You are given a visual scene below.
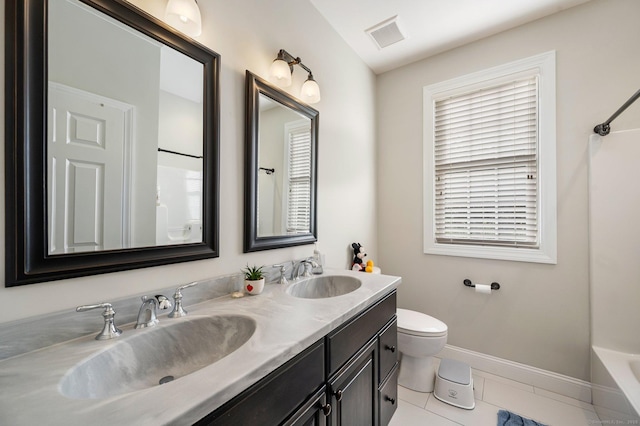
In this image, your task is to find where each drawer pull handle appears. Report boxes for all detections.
[385,345,396,353]
[335,389,343,401]
[385,396,396,405]
[322,403,332,416]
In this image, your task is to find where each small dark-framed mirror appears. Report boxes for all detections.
[5,0,220,286]
[244,71,318,252]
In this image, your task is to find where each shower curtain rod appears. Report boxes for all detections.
[157,148,203,159]
[593,88,640,136]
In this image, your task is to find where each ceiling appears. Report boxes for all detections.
[310,0,592,74]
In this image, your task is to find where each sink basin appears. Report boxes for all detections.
[286,275,361,299]
[59,315,256,399]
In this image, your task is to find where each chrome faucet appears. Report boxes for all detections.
[273,263,289,284]
[76,302,122,340]
[135,295,171,329]
[169,282,199,318]
[293,258,318,280]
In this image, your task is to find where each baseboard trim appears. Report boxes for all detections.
[439,344,593,403]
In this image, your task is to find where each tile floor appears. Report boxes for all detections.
[389,368,602,426]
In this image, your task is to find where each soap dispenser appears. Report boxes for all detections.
[312,243,324,275]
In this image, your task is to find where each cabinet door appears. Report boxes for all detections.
[283,387,330,426]
[329,340,378,426]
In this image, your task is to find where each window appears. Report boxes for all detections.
[284,120,312,234]
[423,52,556,264]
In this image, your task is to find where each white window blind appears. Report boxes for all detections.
[286,123,311,234]
[433,77,539,248]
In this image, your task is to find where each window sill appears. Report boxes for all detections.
[424,242,557,264]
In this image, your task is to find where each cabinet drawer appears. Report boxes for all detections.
[327,291,396,377]
[197,339,325,426]
[379,365,399,426]
[378,318,397,384]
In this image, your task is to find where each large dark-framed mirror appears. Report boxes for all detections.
[244,71,318,252]
[5,0,220,286]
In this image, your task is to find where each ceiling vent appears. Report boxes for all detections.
[366,15,407,49]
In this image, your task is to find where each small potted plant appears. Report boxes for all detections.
[242,264,265,295]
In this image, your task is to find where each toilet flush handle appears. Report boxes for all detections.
[385,344,396,353]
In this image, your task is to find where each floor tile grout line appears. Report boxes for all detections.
[424,396,506,425]
[472,369,535,392]
[397,396,428,410]
[483,379,601,423]
[429,407,466,426]
[531,386,596,412]
[482,375,597,414]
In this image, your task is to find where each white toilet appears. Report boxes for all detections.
[397,308,448,392]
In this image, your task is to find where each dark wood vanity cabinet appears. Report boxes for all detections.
[326,291,398,426]
[196,290,397,426]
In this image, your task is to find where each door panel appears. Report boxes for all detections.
[48,83,131,253]
[67,160,103,248]
[330,340,377,426]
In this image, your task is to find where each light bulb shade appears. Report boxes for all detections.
[269,59,292,87]
[301,77,321,104]
[165,0,202,37]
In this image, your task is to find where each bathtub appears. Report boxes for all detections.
[593,346,640,420]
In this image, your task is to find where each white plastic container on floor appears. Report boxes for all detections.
[434,358,475,410]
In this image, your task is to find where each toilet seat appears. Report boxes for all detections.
[397,308,447,337]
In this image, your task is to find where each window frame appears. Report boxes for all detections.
[283,119,313,234]
[423,51,557,264]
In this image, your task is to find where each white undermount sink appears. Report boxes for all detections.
[285,275,362,299]
[59,315,256,399]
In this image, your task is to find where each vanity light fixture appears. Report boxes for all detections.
[164,0,202,37]
[269,49,321,104]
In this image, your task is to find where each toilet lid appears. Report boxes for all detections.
[397,308,448,337]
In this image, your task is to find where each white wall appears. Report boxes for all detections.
[0,0,377,323]
[158,90,203,158]
[376,0,640,381]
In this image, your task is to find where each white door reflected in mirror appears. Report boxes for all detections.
[48,84,131,254]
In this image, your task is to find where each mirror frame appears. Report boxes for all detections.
[5,0,220,286]
[244,71,318,252]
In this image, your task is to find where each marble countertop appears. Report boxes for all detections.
[0,269,400,425]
